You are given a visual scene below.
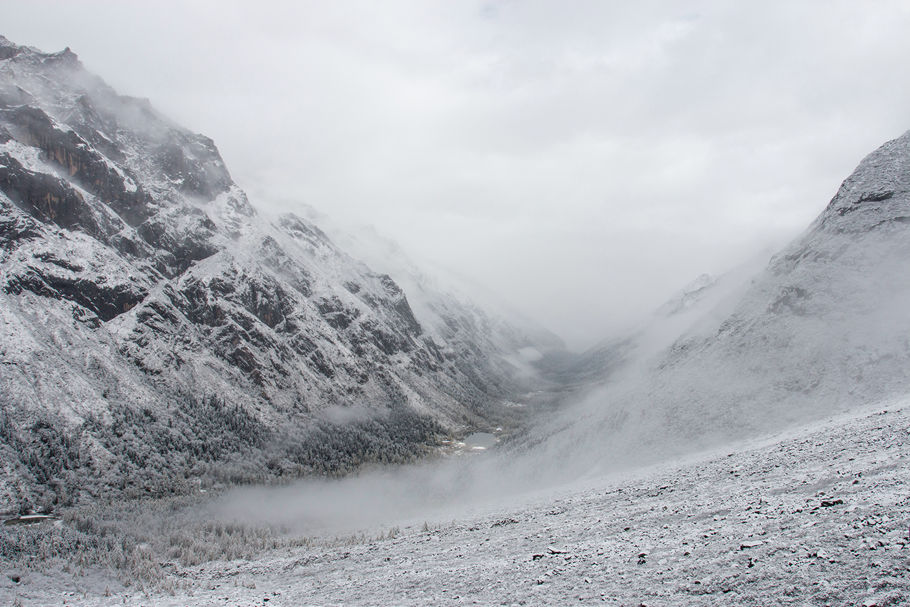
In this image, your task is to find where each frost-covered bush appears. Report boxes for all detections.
[0,392,446,513]
[0,492,317,589]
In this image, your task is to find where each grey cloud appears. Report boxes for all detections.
[4,1,910,347]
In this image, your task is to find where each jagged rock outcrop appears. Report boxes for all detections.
[0,36,560,512]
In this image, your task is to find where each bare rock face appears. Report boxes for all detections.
[0,36,559,512]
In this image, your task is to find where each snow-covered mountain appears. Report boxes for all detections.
[534,256,769,403]
[531,129,910,477]
[0,37,559,512]
[293,211,565,391]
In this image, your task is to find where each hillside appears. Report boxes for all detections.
[0,36,560,513]
[4,395,907,606]
[527,129,910,478]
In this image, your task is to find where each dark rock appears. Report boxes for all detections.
[0,153,103,239]
[4,266,147,321]
[317,296,359,330]
[491,518,519,527]
[154,133,232,199]
[2,105,151,226]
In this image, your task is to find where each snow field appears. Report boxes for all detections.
[6,399,907,606]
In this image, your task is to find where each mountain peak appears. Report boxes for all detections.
[0,35,80,67]
[45,46,80,67]
[817,130,910,233]
[0,35,22,60]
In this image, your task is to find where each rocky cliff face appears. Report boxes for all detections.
[0,37,559,512]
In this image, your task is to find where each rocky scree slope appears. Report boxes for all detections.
[0,37,557,512]
[529,129,910,477]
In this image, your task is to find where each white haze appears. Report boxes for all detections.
[208,233,910,537]
[5,2,910,542]
[208,256,766,535]
[4,2,910,347]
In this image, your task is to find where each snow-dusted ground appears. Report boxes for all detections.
[5,398,908,606]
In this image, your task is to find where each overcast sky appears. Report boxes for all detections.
[4,1,910,348]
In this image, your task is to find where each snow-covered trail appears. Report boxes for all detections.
[9,400,910,606]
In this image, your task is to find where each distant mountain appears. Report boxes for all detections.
[0,36,560,513]
[530,129,910,476]
[535,263,762,393]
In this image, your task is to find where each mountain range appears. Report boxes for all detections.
[2,33,909,519]
[0,36,561,513]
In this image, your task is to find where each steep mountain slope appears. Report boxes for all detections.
[531,129,910,476]
[296,211,566,401]
[0,37,558,513]
[535,257,769,401]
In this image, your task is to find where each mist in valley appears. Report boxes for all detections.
[3,3,910,605]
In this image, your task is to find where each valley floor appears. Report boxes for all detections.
[5,400,910,606]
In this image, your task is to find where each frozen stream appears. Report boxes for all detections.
[462,432,498,450]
